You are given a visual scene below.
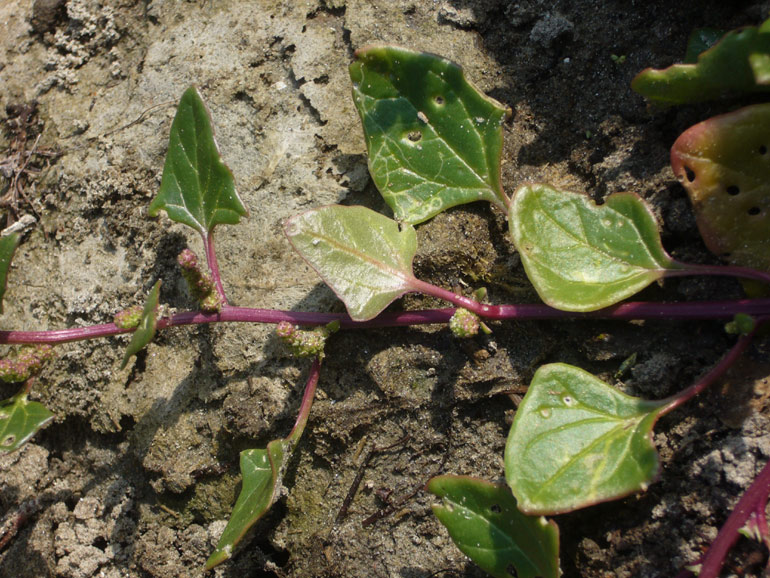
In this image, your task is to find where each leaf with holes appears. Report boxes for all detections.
[508,185,682,312]
[206,439,290,569]
[0,233,19,315]
[632,19,770,104]
[285,205,419,321]
[121,280,161,369]
[429,475,560,578]
[671,103,770,271]
[350,46,511,224]
[0,390,54,452]
[148,87,247,235]
[505,363,666,514]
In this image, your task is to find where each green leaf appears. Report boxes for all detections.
[350,46,511,224]
[508,185,680,312]
[632,20,770,104]
[428,476,560,578]
[148,87,247,235]
[684,28,725,64]
[121,280,161,369]
[206,439,290,569]
[285,205,419,321]
[0,391,54,452]
[505,363,666,514]
[0,233,19,315]
[671,103,770,271]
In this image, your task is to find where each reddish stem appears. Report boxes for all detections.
[666,262,770,287]
[1,299,770,345]
[658,330,756,417]
[286,357,321,447]
[676,458,770,578]
[203,231,228,305]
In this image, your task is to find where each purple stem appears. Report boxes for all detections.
[667,262,770,287]
[676,458,770,578]
[286,357,321,447]
[203,231,228,305]
[2,299,770,345]
[658,330,756,416]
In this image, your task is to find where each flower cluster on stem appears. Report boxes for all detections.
[178,249,223,313]
[276,321,339,359]
[0,345,54,383]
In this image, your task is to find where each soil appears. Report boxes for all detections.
[1,1,770,577]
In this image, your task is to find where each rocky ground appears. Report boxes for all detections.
[1,0,770,576]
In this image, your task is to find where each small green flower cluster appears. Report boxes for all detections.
[725,313,756,335]
[0,345,54,383]
[178,249,223,313]
[114,305,144,329]
[449,308,481,337]
[276,321,339,358]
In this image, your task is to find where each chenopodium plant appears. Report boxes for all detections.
[0,46,769,576]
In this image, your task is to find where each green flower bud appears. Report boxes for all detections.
[725,313,756,335]
[450,308,480,338]
[0,345,54,383]
[114,305,144,329]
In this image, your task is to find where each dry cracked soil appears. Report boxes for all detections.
[2,1,770,577]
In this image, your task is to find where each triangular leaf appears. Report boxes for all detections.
[285,205,419,321]
[428,475,560,578]
[508,185,681,312]
[206,440,289,569]
[148,87,247,235]
[671,103,770,271]
[121,280,161,369]
[350,46,511,224]
[632,20,770,104]
[0,391,54,452]
[505,363,666,514]
[0,233,19,315]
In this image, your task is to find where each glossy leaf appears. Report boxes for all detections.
[505,363,666,514]
[148,87,247,235]
[632,21,770,104]
[350,46,511,224]
[0,391,54,452]
[508,185,681,312]
[429,475,560,578]
[285,205,418,321]
[671,103,770,271]
[0,233,19,314]
[121,280,161,369]
[206,440,289,569]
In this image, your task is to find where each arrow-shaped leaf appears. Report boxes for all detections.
[285,205,419,321]
[148,87,247,235]
[121,280,161,369]
[509,185,681,312]
[0,390,54,452]
[0,233,19,315]
[632,19,770,104]
[428,475,560,578]
[505,363,666,514]
[671,103,770,272]
[205,439,290,569]
[350,46,511,224]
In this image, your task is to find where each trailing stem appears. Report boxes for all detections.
[287,356,322,448]
[666,263,770,287]
[658,326,759,416]
[676,457,770,578]
[2,299,770,345]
